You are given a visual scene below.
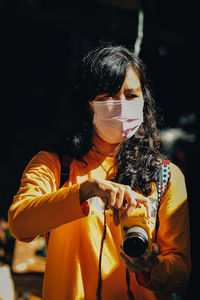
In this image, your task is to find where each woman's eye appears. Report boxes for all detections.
[94,95,111,101]
[127,94,137,99]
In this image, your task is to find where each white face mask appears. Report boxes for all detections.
[92,99,144,144]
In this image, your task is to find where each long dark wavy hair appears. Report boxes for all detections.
[43,44,164,196]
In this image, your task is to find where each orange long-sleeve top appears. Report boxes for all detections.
[8,150,191,300]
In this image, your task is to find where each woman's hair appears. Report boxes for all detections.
[44,44,164,196]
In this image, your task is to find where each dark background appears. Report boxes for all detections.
[0,0,199,298]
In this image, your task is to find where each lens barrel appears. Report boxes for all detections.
[122,226,148,257]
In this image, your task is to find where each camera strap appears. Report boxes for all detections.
[96,206,107,300]
[154,159,170,242]
[155,159,170,204]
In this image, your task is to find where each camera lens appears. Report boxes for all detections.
[122,226,148,257]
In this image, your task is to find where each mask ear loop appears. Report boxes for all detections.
[96,201,108,300]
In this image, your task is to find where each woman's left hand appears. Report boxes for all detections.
[119,243,160,273]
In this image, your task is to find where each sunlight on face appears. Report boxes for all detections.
[93,67,144,102]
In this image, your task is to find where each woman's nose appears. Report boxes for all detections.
[119,95,126,101]
[113,93,126,100]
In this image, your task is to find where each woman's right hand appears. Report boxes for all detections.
[79,178,149,226]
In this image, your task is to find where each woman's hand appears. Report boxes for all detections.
[79,178,149,225]
[119,243,160,273]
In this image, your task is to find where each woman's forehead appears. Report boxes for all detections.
[122,67,141,90]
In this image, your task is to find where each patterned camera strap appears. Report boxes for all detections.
[126,159,170,300]
[155,159,170,205]
[154,159,170,241]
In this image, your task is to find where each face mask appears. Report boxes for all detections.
[92,99,144,144]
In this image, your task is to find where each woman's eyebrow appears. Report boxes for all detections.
[125,87,140,93]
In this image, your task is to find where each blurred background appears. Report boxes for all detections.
[0,0,199,299]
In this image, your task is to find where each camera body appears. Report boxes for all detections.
[119,198,157,258]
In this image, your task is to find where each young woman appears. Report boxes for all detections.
[8,45,191,300]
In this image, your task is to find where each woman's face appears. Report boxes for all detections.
[93,67,144,102]
[89,66,144,147]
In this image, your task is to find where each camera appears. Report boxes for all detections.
[119,198,158,258]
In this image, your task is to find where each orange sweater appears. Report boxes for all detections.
[8,150,191,300]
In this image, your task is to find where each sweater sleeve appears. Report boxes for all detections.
[8,151,86,243]
[136,163,191,292]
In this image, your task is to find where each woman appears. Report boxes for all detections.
[8,45,191,300]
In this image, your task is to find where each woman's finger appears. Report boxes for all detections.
[119,251,142,272]
[119,251,137,272]
[115,186,126,209]
[110,187,118,207]
[124,189,137,208]
[134,193,150,217]
[120,206,134,221]
[122,185,149,206]
[152,243,160,255]
[120,247,155,272]
[112,208,120,226]
[111,183,126,209]
[125,189,150,217]
[134,192,149,204]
